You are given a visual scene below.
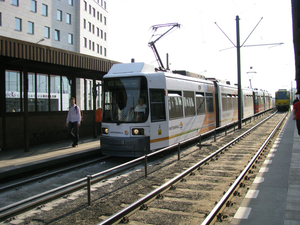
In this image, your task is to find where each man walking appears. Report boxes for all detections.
[66,97,81,147]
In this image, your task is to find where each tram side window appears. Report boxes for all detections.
[150,89,166,122]
[233,95,238,109]
[183,91,195,117]
[196,92,205,115]
[222,93,227,111]
[168,91,183,119]
[206,93,214,113]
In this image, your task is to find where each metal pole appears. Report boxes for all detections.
[87,175,91,206]
[198,135,202,149]
[177,143,180,160]
[236,15,242,129]
[144,153,148,178]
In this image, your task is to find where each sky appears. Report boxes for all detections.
[107,0,295,96]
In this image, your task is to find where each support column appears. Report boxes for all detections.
[0,65,7,150]
[93,78,97,138]
[23,68,29,152]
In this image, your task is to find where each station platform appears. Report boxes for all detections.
[0,137,101,180]
[231,112,300,225]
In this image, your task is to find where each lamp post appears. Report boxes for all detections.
[36,37,45,44]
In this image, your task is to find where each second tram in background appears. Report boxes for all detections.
[100,62,273,157]
[275,89,290,111]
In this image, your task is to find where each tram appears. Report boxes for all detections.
[100,62,272,157]
[275,89,290,111]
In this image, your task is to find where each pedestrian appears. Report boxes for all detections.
[66,97,81,147]
[293,100,300,141]
[293,96,299,105]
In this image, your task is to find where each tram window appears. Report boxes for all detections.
[206,93,214,113]
[150,89,166,122]
[183,91,195,117]
[222,93,227,111]
[168,91,183,119]
[196,92,205,115]
[228,95,233,110]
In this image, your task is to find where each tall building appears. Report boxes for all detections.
[0,0,108,58]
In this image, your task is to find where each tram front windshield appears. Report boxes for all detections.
[103,76,148,123]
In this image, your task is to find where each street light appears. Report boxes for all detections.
[36,37,45,44]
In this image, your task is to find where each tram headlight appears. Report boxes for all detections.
[102,127,109,134]
[132,128,144,135]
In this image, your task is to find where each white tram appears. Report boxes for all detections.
[100,62,256,157]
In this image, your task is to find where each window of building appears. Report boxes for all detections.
[104,48,107,56]
[6,71,72,112]
[104,1,106,9]
[68,0,73,6]
[84,1,87,11]
[97,44,99,53]
[100,46,102,55]
[89,5,91,14]
[68,33,73,44]
[15,17,22,31]
[5,70,21,112]
[92,42,95,51]
[100,13,102,22]
[50,75,61,111]
[97,11,99,20]
[36,73,49,111]
[31,0,37,12]
[66,13,71,24]
[12,0,19,6]
[57,10,62,21]
[104,32,106,41]
[28,21,34,34]
[83,37,87,47]
[44,26,50,38]
[83,19,86,29]
[104,16,106,25]
[93,8,95,17]
[92,25,95,34]
[97,27,99,37]
[28,73,35,112]
[88,22,91,32]
[89,40,91,50]
[55,29,60,41]
[42,4,48,16]
[0,13,2,26]
[101,30,103,39]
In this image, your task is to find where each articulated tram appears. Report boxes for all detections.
[100,63,272,157]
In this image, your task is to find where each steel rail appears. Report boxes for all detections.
[97,111,278,225]
[201,111,287,224]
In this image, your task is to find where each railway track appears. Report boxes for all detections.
[97,111,287,225]
[0,110,286,225]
